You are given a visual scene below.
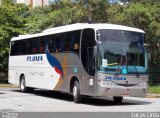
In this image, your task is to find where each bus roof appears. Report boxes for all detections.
[11,23,145,41]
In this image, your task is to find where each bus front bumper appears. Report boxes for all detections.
[95,83,148,97]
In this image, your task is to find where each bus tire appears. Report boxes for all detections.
[72,81,82,103]
[20,76,31,93]
[113,96,123,103]
[28,87,34,93]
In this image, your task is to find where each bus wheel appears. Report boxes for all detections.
[113,96,123,103]
[20,76,31,93]
[73,81,82,103]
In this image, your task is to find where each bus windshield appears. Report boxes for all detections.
[97,29,147,74]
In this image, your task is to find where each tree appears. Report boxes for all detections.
[0,1,29,72]
[108,2,160,64]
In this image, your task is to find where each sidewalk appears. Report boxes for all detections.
[0,84,18,88]
[147,94,160,98]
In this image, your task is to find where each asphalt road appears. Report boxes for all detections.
[0,88,160,112]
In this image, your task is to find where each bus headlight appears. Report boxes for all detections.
[98,80,113,86]
[138,81,148,87]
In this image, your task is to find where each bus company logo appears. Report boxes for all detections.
[106,76,126,81]
[27,56,43,61]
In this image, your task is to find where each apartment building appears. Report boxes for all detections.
[13,0,55,8]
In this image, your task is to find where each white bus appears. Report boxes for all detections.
[9,23,148,103]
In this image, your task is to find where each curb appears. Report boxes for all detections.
[147,94,160,98]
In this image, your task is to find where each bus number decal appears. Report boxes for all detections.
[106,76,126,81]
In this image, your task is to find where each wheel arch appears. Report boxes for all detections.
[19,73,25,83]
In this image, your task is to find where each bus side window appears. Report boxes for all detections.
[66,30,81,53]
[39,40,45,53]
[74,40,79,53]
[32,38,37,54]
[19,40,26,55]
[32,46,37,53]
[59,34,65,52]
[26,40,31,54]
[52,40,58,52]
[52,39,58,52]
[65,32,73,51]
[70,35,76,51]
[66,40,70,51]
[18,41,22,55]
[10,41,19,56]
[48,39,52,52]
[73,31,81,53]
[48,34,59,53]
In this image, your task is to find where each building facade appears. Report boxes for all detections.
[13,0,55,8]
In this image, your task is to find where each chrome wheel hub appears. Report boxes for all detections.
[73,85,77,97]
[21,79,25,90]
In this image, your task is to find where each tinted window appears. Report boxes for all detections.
[48,33,65,52]
[39,38,45,53]
[26,39,32,54]
[65,30,81,53]
[10,30,81,56]
[29,37,47,54]
[10,41,19,56]
[48,35,57,52]
[81,28,96,76]
[19,40,27,55]
[31,38,38,54]
[48,30,81,53]
[56,33,65,52]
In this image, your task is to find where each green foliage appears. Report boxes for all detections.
[108,2,160,64]
[24,0,110,33]
[24,6,52,33]
[149,86,160,94]
[0,1,29,72]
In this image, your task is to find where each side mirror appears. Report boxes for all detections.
[144,44,150,61]
[93,46,97,57]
